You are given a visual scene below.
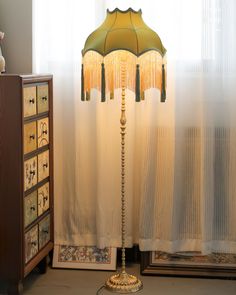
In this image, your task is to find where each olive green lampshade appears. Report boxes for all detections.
[81,8,167,102]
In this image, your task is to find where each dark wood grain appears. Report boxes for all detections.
[0,74,54,294]
[24,242,53,277]
[48,77,54,245]
[0,75,24,285]
[7,281,23,295]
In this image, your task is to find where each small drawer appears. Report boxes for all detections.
[37,118,49,148]
[25,225,38,264]
[37,84,49,114]
[24,121,37,154]
[38,182,50,216]
[39,214,50,249]
[24,191,38,227]
[38,150,49,182]
[23,86,37,117]
[24,156,38,191]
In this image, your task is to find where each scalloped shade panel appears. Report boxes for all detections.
[81,8,167,102]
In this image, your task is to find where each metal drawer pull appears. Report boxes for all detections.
[43,163,48,168]
[29,98,35,104]
[29,134,35,140]
[43,229,49,234]
[30,170,36,175]
[31,241,37,246]
[30,206,36,211]
[42,130,48,135]
[43,196,48,201]
[42,96,48,101]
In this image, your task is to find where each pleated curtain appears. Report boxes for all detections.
[33,0,236,254]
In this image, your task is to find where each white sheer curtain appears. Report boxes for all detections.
[33,0,236,254]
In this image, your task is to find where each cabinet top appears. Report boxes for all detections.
[0,74,53,84]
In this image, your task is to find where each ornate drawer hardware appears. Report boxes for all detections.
[37,84,49,114]
[24,191,37,227]
[23,86,37,117]
[25,225,38,264]
[38,150,49,182]
[24,157,38,191]
[37,118,49,148]
[39,215,50,249]
[24,121,37,154]
[38,182,50,216]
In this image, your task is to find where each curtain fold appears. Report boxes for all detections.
[33,0,236,254]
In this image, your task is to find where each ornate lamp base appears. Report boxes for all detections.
[105,271,143,293]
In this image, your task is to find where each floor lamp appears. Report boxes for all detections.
[81,8,166,293]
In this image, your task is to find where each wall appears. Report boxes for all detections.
[0,0,32,73]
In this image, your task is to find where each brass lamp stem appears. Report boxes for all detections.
[104,61,143,293]
[120,67,127,274]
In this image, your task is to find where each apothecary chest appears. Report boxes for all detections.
[0,74,54,294]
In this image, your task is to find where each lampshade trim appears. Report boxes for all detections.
[83,48,166,58]
[107,8,142,14]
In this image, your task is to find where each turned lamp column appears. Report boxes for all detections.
[120,61,127,274]
[103,58,142,294]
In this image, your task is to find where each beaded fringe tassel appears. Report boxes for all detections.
[101,63,106,102]
[135,64,141,102]
[81,51,166,102]
[81,64,85,101]
[161,64,166,102]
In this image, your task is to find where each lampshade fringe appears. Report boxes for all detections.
[101,62,106,102]
[141,91,145,100]
[86,91,90,101]
[81,64,85,101]
[135,64,141,102]
[110,91,114,99]
[161,63,166,102]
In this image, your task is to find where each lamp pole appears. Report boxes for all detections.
[120,61,127,274]
[105,60,143,293]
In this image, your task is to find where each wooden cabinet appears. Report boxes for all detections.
[0,74,54,294]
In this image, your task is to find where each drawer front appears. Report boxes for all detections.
[39,215,50,249]
[38,150,49,182]
[37,118,49,148]
[38,182,50,216]
[37,84,49,114]
[24,191,38,227]
[24,121,37,154]
[23,86,37,117]
[24,156,38,191]
[25,225,38,264]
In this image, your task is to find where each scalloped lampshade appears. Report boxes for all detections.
[81,8,166,102]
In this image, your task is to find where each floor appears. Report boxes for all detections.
[21,264,236,295]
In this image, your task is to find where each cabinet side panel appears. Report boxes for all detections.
[0,76,24,282]
[49,78,54,245]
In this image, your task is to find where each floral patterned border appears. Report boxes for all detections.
[141,251,236,277]
[152,251,236,267]
[53,245,117,270]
